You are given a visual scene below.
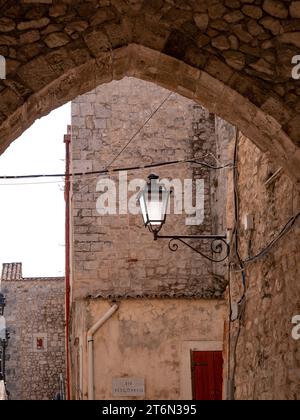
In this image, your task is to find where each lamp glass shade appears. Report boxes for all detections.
[0,294,4,316]
[138,175,169,232]
[0,316,6,340]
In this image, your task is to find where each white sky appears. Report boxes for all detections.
[0,103,71,278]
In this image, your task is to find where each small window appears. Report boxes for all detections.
[33,334,47,352]
[36,338,44,350]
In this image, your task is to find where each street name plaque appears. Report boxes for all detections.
[112,378,145,397]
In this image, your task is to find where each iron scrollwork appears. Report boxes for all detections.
[157,235,230,263]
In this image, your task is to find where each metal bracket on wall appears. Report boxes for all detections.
[154,234,230,263]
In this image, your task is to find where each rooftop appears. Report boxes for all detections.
[1,263,64,282]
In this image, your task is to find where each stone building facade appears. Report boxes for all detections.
[69,77,229,400]
[69,76,300,400]
[70,77,228,300]
[1,263,66,400]
[226,135,300,400]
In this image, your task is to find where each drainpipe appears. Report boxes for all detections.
[64,130,71,400]
[87,304,119,401]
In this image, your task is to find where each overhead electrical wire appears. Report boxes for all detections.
[73,92,175,196]
[0,180,66,186]
[0,91,233,186]
[105,92,173,169]
[0,158,234,184]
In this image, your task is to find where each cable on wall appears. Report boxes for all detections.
[228,128,246,401]
[227,130,300,401]
[244,211,300,264]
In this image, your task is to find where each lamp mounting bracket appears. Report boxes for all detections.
[153,233,229,263]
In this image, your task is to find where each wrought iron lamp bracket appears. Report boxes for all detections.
[153,233,229,263]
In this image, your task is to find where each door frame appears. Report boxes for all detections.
[180,341,223,400]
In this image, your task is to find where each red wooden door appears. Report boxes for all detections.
[191,351,223,400]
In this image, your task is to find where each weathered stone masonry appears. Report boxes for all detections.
[69,77,228,400]
[1,263,66,400]
[227,135,300,400]
[70,77,227,300]
[0,0,298,399]
[0,1,299,185]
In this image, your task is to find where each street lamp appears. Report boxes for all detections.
[138,174,169,236]
[138,174,229,263]
[0,294,5,316]
[0,316,7,382]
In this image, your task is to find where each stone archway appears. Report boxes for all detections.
[0,1,299,184]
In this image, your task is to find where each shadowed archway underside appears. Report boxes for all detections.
[0,1,299,184]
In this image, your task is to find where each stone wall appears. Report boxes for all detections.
[1,264,66,400]
[70,77,228,301]
[72,298,226,400]
[70,77,229,400]
[1,1,300,190]
[227,134,300,400]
